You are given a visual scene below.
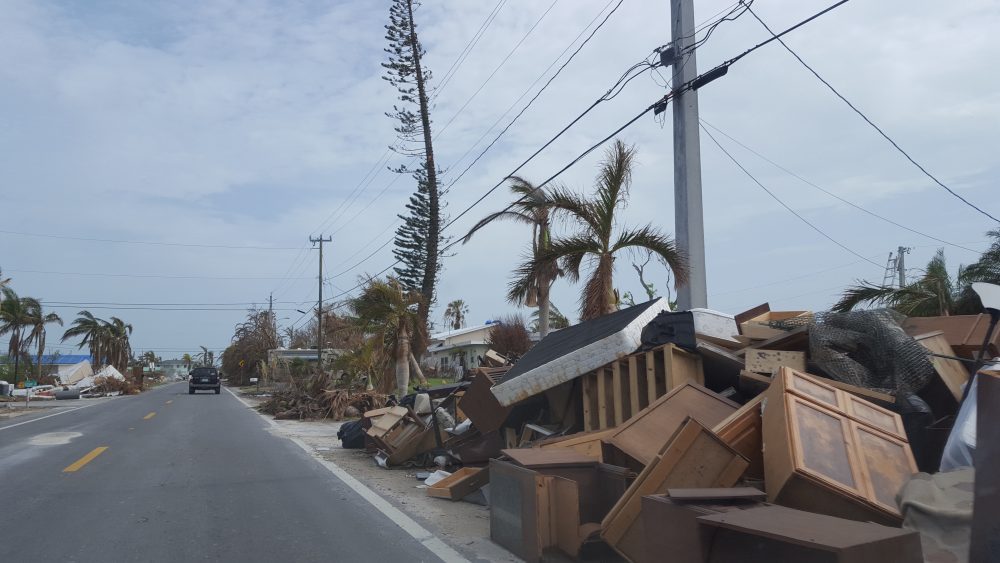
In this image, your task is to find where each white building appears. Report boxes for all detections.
[424,323,497,380]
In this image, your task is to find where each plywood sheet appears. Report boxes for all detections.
[745,349,806,374]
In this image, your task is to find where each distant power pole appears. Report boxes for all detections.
[309,235,331,371]
[671,0,707,310]
[896,246,910,288]
[268,292,275,343]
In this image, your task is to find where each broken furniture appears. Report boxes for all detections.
[698,503,923,562]
[579,343,704,431]
[762,367,917,525]
[365,406,438,466]
[639,488,767,563]
[739,310,812,341]
[605,382,738,469]
[903,313,1000,358]
[712,394,765,480]
[912,330,972,414]
[426,466,489,501]
[489,454,633,562]
[600,417,748,562]
[744,348,806,374]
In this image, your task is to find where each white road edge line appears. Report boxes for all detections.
[224,387,469,563]
[0,399,108,431]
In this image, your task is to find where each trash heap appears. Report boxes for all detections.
[343,297,996,563]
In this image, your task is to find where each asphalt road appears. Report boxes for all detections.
[0,382,448,563]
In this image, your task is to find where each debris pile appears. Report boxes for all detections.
[258,372,387,420]
[338,292,1000,562]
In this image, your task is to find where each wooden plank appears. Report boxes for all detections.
[597,369,609,429]
[612,361,624,426]
[550,476,582,558]
[628,355,640,419]
[582,373,593,432]
[503,448,599,469]
[645,351,656,404]
[737,325,810,357]
[733,303,770,334]
[913,331,970,402]
[663,344,705,390]
[745,349,806,374]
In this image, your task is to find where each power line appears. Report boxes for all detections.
[745,4,1000,224]
[312,2,853,301]
[324,51,655,284]
[433,0,560,140]
[42,304,300,311]
[6,269,311,280]
[0,229,300,250]
[441,0,626,196]
[432,0,508,99]
[699,119,982,254]
[701,123,883,269]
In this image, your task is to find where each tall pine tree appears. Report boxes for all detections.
[382,0,441,339]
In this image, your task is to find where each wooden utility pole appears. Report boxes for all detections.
[310,235,331,371]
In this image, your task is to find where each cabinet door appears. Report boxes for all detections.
[851,423,917,514]
[786,370,845,410]
[844,395,906,440]
[786,395,866,498]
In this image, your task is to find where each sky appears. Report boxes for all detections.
[2,0,998,360]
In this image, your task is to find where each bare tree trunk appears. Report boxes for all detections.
[538,282,551,338]
[395,323,412,398]
[404,0,440,344]
[408,352,427,384]
[36,331,44,380]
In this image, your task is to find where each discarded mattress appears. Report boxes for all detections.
[490,298,670,407]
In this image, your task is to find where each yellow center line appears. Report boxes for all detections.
[63,447,108,473]
[143,412,156,420]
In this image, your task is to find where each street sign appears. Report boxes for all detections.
[25,380,37,388]
[250,378,258,383]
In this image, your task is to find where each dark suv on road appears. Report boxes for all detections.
[189,367,221,394]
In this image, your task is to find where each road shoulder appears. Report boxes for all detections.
[226,387,517,563]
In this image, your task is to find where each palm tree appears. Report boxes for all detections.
[0,267,10,291]
[62,310,108,368]
[182,353,193,370]
[24,301,63,380]
[521,139,689,320]
[530,302,570,332]
[105,317,133,373]
[197,346,211,367]
[834,233,1000,316]
[349,277,425,398]
[463,176,562,337]
[0,288,37,384]
[443,299,469,330]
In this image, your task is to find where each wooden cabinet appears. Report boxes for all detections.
[763,368,917,525]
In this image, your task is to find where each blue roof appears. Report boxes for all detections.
[39,354,92,365]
